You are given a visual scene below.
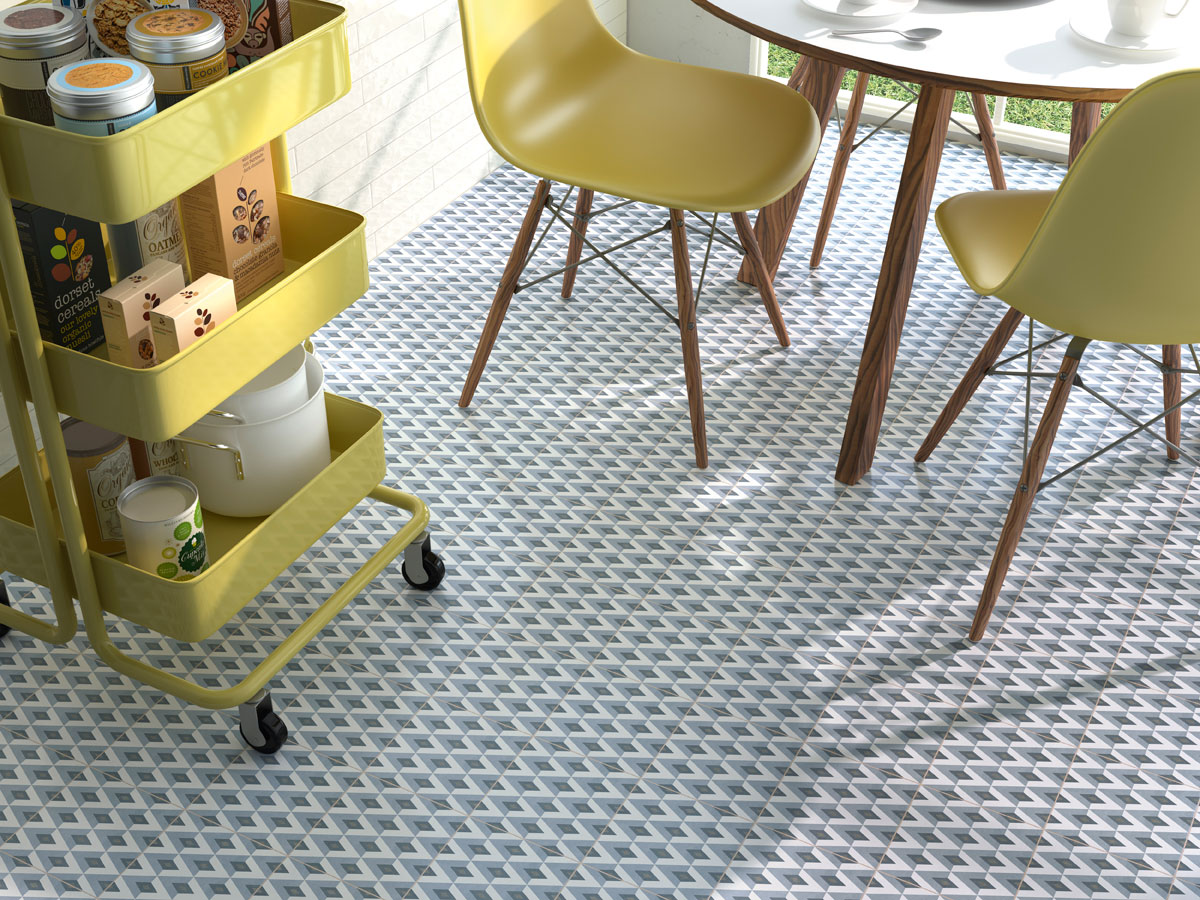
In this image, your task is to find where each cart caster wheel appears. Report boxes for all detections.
[238,690,287,755]
[402,534,445,591]
[0,583,11,640]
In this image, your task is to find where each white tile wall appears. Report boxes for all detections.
[288,0,628,261]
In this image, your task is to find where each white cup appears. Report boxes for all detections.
[1108,0,1189,36]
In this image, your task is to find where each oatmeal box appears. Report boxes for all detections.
[178,143,283,302]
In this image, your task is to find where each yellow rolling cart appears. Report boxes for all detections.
[0,0,444,753]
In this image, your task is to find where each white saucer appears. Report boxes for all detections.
[803,0,919,22]
[1069,6,1192,54]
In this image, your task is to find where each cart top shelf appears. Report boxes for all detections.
[0,0,347,224]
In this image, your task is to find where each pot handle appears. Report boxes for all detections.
[204,408,246,424]
[174,436,246,480]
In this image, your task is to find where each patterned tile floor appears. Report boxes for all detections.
[2,119,1200,900]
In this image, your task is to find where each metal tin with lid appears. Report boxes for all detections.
[117,474,209,581]
[0,4,88,126]
[62,417,135,556]
[127,9,225,63]
[126,9,226,108]
[48,58,156,132]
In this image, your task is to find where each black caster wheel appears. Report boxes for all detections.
[402,535,445,590]
[0,582,11,640]
[238,690,288,755]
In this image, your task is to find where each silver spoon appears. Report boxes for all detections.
[831,27,943,41]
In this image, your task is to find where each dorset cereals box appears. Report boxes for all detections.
[13,203,110,353]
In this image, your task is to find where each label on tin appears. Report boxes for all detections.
[135,200,188,271]
[0,41,88,125]
[147,439,182,477]
[145,52,224,96]
[52,97,154,135]
[85,440,134,542]
[156,501,207,580]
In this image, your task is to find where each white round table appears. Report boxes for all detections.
[693,0,1200,484]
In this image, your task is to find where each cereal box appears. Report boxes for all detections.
[99,258,184,368]
[177,144,283,302]
[227,0,290,70]
[148,272,236,359]
[12,202,109,354]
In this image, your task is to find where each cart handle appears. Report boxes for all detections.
[83,485,429,710]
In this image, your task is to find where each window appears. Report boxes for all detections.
[766,45,1113,138]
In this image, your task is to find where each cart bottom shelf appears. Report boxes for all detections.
[0,392,385,642]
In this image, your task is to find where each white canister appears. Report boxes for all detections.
[117,475,209,581]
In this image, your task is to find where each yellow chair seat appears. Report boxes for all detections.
[483,55,819,213]
[461,0,819,215]
[935,190,1054,296]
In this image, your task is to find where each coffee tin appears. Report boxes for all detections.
[127,8,225,108]
[62,417,135,556]
[47,57,156,134]
[117,474,209,581]
[0,4,88,126]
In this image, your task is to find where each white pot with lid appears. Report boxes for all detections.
[211,344,309,424]
[177,351,329,517]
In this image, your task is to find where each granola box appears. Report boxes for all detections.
[178,144,283,302]
[148,272,236,359]
[98,258,185,368]
[12,202,109,353]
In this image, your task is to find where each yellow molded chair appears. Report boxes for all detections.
[455,0,821,467]
[916,69,1200,641]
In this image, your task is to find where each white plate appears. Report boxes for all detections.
[1069,5,1193,54]
[803,0,919,22]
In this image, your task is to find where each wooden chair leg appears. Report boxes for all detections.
[970,92,1006,191]
[916,307,1025,462]
[561,188,594,299]
[1163,344,1182,461]
[732,211,789,348]
[970,343,1084,642]
[459,178,552,408]
[810,71,870,269]
[669,208,708,468]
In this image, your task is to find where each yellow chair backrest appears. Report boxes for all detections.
[456,0,624,167]
[995,69,1200,346]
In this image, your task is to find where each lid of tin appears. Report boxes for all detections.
[47,59,155,122]
[117,475,199,523]
[126,8,224,64]
[0,4,86,60]
[61,417,127,457]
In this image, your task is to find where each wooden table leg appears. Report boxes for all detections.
[738,57,846,287]
[811,71,870,269]
[835,85,954,485]
[1069,102,1102,166]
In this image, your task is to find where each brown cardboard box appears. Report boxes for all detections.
[148,273,236,360]
[178,144,283,302]
[98,258,185,368]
